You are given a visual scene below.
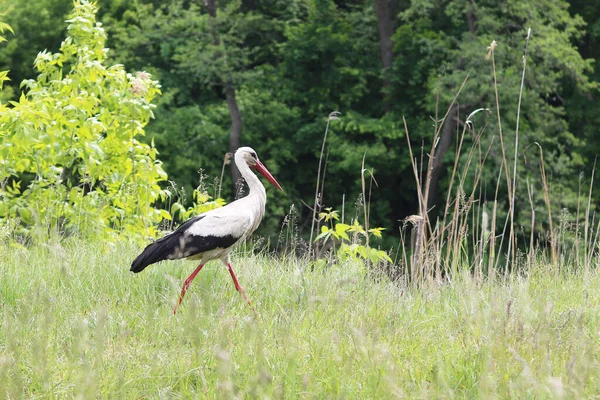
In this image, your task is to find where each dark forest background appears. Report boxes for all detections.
[1,0,599,244]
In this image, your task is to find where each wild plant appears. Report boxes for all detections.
[315,207,391,265]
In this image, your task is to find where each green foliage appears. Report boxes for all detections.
[0,0,72,101]
[399,0,596,230]
[315,207,392,264]
[107,0,298,201]
[565,0,600,179]
[1,0,600,249]
[169,186,226,222]
[0,16,11,91]
[0,1,168,241]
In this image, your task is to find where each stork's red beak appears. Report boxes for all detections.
[253,161,283,191]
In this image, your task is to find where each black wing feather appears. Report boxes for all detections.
[130,216,239,273]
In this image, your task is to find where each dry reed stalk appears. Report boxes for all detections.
[449,189,463,277]
[403,117,425,282]
[584,159,596,276]
[528,143,556,268]
[433,220,442,280]
[361,154,369,252]
[478,199,488,280]
[341,193,345,224]
[401,75,473,282]
[315,150,330,257]
[443,116,491,276]
[458,142,494,277]
[473,192,481,280]
[406,74,471,281]
[526,178,535,267]
[507,28,531,272]
[487,40,513,226]
[588,217,600,269]
[487,39,513,276]
[442,110,467,271]
[439,108,486,270]
[575,173,582,270]
[309,111,340,257]
[472,121,493,278]
[399,225,409,277]
[424,76,470,228]
[489,168,502,278]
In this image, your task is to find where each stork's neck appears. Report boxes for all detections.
[236,156,266,202]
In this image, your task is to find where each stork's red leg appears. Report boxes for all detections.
[173,263,204,315]
[227,263,253,308]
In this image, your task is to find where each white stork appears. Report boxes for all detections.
[130,147,282,314]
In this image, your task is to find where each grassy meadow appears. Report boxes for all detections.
[2,2,600,399]
[1,239,600,398]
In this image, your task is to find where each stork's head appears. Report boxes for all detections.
[235,147,283,191]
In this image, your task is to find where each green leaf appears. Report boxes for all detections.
[335,223,351,241]
[368,227,385,238]
[0,22,14,34]
[159,209,172,221]
[318,208,339,222]
[314,226,332,242]
[379,251,393,263]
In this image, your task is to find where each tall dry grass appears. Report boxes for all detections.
[395,31,597,285]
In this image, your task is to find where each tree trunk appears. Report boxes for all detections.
[374,0,398,113]
[225,85,242,193]
[206,0,217,18]
[206,0,243,196]
[467,9,476,34]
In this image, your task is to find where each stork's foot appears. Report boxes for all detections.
[173,263,205,315]
[237,285,254,309]
[227,263,255,311]
[173,280,191,315]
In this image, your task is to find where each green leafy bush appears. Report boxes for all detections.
[315,207,392,265]
[169,187,226,223]
[0,1,168,241]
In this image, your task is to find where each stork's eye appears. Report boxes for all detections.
[250,151,257,159]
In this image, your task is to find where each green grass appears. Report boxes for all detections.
[1,240,600,398]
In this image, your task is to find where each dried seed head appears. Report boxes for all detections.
[404,215,424,226]
[131,71,152,95]
[485,40,498,60]
[135,71,151,81]
[131,79,146,95]
[328,111,341,121]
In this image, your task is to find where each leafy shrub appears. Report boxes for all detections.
[168,186,226,223]
[0,1,168,242]
[315,207,392,265]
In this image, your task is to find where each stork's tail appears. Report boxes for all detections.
[131,242,160,273]
[131,216,205,273]
[130,235,177,273]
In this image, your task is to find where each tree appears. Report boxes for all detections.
[398,0,594,233]
[373,0,402,113]
[206,0,242,190]
[0,0,168,241]
[0,0,72,101]
[565,0,600,191]
[110,0,275,196]
[2,0,594,247]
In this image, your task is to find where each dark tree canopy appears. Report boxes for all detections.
[1,0,599,244]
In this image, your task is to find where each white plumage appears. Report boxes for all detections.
[131,146,282,313]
